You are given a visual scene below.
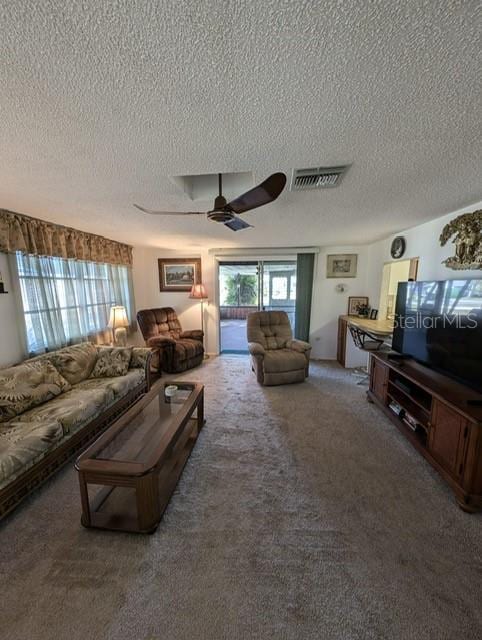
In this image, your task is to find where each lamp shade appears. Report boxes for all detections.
[108,305,129,329]
[189,283,207,299]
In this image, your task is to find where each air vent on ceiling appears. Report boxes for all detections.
[290,165,349,191]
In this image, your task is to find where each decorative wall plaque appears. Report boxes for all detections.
[439,210,482,270]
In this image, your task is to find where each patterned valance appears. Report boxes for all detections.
[0,209,133,267]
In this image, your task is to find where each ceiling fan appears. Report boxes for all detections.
[134,172,287,231]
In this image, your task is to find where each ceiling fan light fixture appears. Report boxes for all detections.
[207,210,234,223]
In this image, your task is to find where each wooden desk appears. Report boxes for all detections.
[342,315,393,336]
[337,315,394,367]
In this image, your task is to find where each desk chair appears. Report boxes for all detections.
[348,325,391,384]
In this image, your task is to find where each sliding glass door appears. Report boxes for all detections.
[219,260,297,353]
[219,262,259,353]
[260,261,296,329]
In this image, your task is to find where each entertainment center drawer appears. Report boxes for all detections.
[428,400,469,479]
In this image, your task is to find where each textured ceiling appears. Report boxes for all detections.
[1,1,481,250]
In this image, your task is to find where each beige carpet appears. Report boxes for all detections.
[0,357,481,640]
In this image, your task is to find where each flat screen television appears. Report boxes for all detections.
[392,279,482,394]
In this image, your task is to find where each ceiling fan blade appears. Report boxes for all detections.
[134,204,204,215]
[224,216,253,232]
[226,172,287,214]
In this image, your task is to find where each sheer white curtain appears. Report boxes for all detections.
[14,252,135,355]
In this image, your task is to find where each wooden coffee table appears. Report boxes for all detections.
[75,380,204,533]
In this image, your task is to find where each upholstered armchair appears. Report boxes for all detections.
[137,307,204,373]
[247,311,311,386]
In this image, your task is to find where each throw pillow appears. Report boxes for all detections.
[129,347,150,370]
[90,347,132,378]
[0,361,71,422]
[30,342,98,385]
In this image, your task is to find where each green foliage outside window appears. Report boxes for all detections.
[225,274,258,306]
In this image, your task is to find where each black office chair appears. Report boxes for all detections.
[348,325,391,384]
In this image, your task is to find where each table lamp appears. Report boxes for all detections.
[108,305,129,346]
[189,283,208,354]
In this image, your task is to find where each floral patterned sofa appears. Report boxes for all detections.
[0,342,153,520]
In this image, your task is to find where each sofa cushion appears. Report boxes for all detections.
[0,361,71,423]
[0,419,64,487]
[129,347,151,370]
[77,369,144,399]
[90,347,132,378]
[30,342,98,385]
[263,349,307,374]
[17,385,114,435]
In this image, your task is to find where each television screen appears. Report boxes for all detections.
[392,279,482,393]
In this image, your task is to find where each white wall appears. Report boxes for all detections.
[145,207,476,362]
[132,247,217,352]
[0,253,24,366]
[309,199,481,360]
[131,245,373,360]
[364,200,482,310]
[131,247,300,354]
[309,245,371,359]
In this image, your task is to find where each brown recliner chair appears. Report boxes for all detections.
[247,311,311,386]
[137,307,204,373]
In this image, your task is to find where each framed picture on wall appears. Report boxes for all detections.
[158,258,202,292]
[327,254,357,278]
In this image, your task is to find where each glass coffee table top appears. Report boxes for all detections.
[93,382,197,464]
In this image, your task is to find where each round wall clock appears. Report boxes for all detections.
[391,236,406,259]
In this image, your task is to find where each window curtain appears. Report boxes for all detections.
[0,209,132,267]
[295,253,315,342]
[14,253,135,355]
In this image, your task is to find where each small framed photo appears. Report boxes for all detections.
[369,308,378,320]
[327,254,357,278]
[348,296,369,316]
[158,258,201,292]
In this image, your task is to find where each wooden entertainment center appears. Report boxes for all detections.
[368,352,482,512]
